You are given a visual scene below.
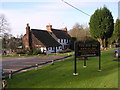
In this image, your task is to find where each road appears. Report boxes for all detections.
[2,56,66,73]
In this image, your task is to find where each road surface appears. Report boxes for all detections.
[2,56,66,73]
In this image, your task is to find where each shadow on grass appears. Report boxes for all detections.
[113,58,120,62]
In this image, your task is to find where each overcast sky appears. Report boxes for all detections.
[0,0,119,36]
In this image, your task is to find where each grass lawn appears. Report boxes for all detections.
[1,52,74,57]
[6,48,119,88]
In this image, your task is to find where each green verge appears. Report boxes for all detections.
[6,49,119,88]
[1,52,74,57]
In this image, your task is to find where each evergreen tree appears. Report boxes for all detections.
[89,6,114,48]
[114,19,120,41]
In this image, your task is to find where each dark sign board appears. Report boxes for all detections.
[75,41,100,57]
[73,41,101,76]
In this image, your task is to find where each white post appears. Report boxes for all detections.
[35,64,38,70]
[51,60,54,65]
[9,71,12,79]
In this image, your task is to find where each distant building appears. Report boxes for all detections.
[22,24,71,54]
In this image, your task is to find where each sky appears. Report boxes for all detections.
[0,0,119,36]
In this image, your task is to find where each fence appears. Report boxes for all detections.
[2,55,72,79]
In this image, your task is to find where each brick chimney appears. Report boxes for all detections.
[63,27,67,32]
[46,25,52,32]
[26,23,31,50]
[26,23,30,35]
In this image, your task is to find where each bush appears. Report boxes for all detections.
[17,49,42,55]
[32,50,42,55]
[16,49,26,54]
[58,49,72,53]
[27,50,33,55]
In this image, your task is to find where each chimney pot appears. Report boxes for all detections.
[46,25,52,32]
[26,23,30,31]
[63,27,67,32]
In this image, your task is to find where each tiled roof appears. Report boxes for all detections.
[31,29,61,47]
[51,29,71,39]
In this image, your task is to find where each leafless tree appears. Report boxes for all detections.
[69,23,90,41]
[0,14,10,34]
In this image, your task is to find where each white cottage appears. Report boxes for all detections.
[23,24,71,54]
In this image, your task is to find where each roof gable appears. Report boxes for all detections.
[51,29,71,39]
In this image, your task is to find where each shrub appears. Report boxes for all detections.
[16,49,26,54]
[27,50,33,55]
[17,49,42,55]
[32,50,42,55]
[58,49,72,53]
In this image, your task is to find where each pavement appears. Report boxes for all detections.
[2,56,67,73]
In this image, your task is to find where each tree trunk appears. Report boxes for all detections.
[104,38,108,50]
[97,38,104,49]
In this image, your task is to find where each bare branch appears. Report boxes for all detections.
[0,14,10,34]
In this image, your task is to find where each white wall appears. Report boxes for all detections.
[36,39,70,54]
[46,46,63,54]
[39,39,70,54]
[46,47,55,54]
[36,47,46,53]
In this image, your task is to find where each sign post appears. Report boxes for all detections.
[98,54,101,71]
[83,57,87,68]
[73,40,101,76]
[73,42,78,76]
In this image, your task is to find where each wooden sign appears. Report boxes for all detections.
[75,41,100,57]
[73,40,101,76]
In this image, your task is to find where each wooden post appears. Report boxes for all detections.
[9,71,12,79]
[2,80,7,89]
[51,60,54,65]
[73,42,78,76]
[83,57,87,68]
[98,47,102,71]
[35,64,38,70]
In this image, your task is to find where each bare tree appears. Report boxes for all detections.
[69,23,90,41]
[0,14,10,34]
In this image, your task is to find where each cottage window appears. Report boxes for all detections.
[65,39,67,43]
[48,47,51,50]
[60,39,61,43]
[64,39,66,43]
[68,39,70,43]
[63,39,64,43]
[58,39,60,43]
[52,47,54,50]
[60,46,62,49]
[61,39,63,43]
[66,39,68,43]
